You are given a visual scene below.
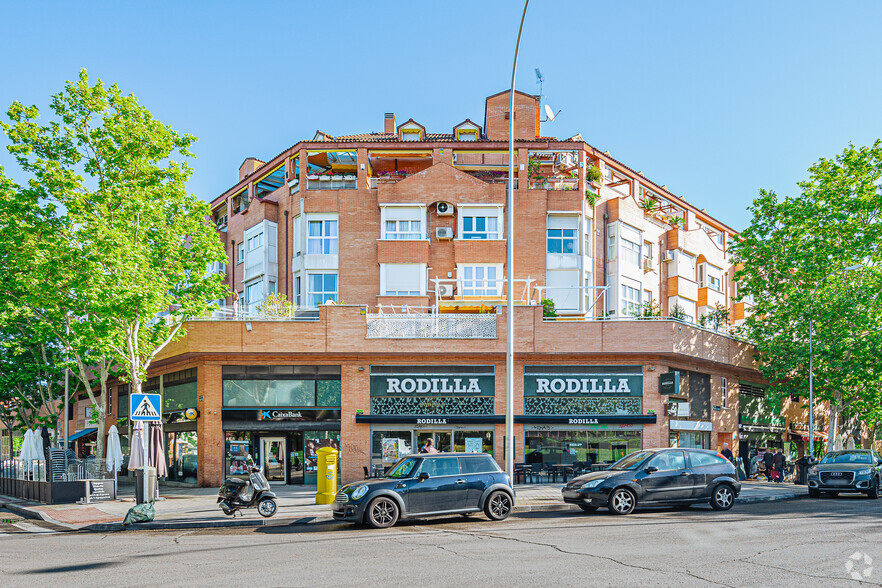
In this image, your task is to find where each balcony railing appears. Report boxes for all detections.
[306,175,357,190]
[366,313,497,339]
[194,304,320,321]
[529,177,579,190]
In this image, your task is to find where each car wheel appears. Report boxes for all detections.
[710,485,735,511]
[808,487,820,498]
[365,496,399,529]
[608,488,636,515]
[257,497,277,518]
[484,491,513,521]
[868,477,880,500]
[578,504,598,513]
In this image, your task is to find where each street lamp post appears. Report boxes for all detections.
[505,0,529,479]
[808,264,862,458]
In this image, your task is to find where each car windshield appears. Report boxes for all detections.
[610,450,654,471]
[820,451,872,465]
[386,457,418,479]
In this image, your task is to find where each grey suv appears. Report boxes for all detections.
[333,453,514,528]
[807,450,882,498]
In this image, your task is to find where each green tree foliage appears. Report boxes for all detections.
[1,71,228,456]
[731,141,882,449]
[698,303,730,331]
[256,293,295,319]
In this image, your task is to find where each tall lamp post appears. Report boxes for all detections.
[505,0,530,478]
[808,264,862,458]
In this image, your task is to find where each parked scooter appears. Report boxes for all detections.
[218,458,278,517]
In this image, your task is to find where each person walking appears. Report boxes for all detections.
[721,443,734,464]
[773,448,786,483]
[763,448,775,482]
[420,438,438,454]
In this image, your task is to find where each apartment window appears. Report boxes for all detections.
[621,279,641,316]
[642,242,653,268]
[293,215,302,256]
[457,129,477,141]
[247,232,263,251]
[307,219,338,255]
[268,281,276,295]
[644,289,652,305]
[704,264,724,292]
[245,281,263,305]
[621,237,641,267]
[461,207,501,240]
[385,220,421,240]
[583,222,592,258]
[401,129,421,141]
[237,242,244,264]
[679,252,696,281]
[294,274,301,306]
[721,377,728,409]
[308,273,338,307]
[547,216,578,254]
[460,265,501,296]
[382,264,425,296]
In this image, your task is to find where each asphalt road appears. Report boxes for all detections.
[1,496,880,587]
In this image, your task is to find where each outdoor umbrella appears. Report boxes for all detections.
[18,429,34,462]
[29,429,43,462]
[148,422,168,478]
[106,425,125,484]
[40,426,51,457]
[127,422,144,471]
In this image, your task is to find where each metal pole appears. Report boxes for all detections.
[506,0,529,479]
[63,321,69,474]
[808,314,814,459]
[143,422,149,503]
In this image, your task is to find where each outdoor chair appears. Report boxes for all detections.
[363,466,371,479]
[528,463,546,483]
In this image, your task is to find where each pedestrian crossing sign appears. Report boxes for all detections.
[130,393,161,421]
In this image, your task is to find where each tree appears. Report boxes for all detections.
[1,70,228,456]
[698,303,730,331]
[731,141,882,450]
[256,293,295,319]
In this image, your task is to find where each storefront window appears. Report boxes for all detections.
[372,430,413,468]
[303,431,340,485]
[167,431,198,484]
[164,381,197,413]
[225,432,252,476]
[669,431,710,449]
[453,430,493,454]
[223,379,316,407]
[316,380,341,407]
[525,429,641,465]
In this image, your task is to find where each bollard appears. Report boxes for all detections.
[315,446,338,504]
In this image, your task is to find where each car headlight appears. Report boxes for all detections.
[856,469,872,476]
[351,485,369,500]
[808,467,818,475]
[580,479,604,490]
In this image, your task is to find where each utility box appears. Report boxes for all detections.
[315,447,338,505]
[134,467,157,504]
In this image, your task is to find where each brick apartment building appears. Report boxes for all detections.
[51,89,826,489]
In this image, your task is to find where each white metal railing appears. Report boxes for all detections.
[534,285,608,315]
[307,176,357,190]
[193,304,320,322]
[366,313,497,339]
[431,277,539,305]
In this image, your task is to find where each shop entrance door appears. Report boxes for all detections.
[416,431,452,453]
[261,437,286,482]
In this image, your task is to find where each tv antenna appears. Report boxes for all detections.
[535,68,561,122]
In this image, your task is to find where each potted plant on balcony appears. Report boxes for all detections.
[667,215,685,229]
[586,164,603,186]
[640,197,659,214]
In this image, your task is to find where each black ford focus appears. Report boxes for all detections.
[562,448,740,515]
[333,453,514,528]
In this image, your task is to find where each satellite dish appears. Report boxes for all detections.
[544,104,556,122]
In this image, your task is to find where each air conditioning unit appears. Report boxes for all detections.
[643,258,654,271]
[437,284,454,297]
[663,250,675,262]
[436,227,454,240]
[436,201,454,216]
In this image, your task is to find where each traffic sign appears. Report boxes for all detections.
[131,393,162,421]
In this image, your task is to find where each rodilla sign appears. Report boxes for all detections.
[524,366,643,397]
[370,366,495,397]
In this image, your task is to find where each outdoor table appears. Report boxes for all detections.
[547,464,574,483]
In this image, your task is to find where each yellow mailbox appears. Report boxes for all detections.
[315,446,339,504]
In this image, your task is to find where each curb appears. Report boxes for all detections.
[6,491,808,532]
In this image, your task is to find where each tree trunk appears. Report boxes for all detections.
[828,405,842,452]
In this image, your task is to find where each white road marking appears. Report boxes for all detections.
[13,521,57,534]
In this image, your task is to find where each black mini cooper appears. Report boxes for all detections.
[333,453,515,528]
[562,448,741,515]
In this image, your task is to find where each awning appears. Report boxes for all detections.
[789,429,827,440]
[67,428,98,442]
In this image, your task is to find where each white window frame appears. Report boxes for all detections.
[721,377,728,409]
[458,264,502,297]
[380,205,426,240]
[380,264,427,296]
[547,215,578,254]
[459,206,503,240]
[293,215,302,257]
[621,278,642,317]
[237,242,245,265]
[245,281,264,305]
[307,217,338,255]
[679,251,697,281]
[247,232,263,251]
[307,272,338,307]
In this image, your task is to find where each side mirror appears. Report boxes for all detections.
[418,472,430,481]
[644,466,659,474]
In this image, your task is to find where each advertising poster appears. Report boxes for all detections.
[382,437,399,462]
[464,437,482,453]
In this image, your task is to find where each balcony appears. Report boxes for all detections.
[366,313,497,339]
[306,174,357,190]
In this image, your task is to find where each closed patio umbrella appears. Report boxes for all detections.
[18,429,33,462]
[106,425,124,485]
[127,422,144,471]
[148,422,168,478]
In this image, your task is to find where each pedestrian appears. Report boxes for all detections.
[720,442,734,464]
[763,448,775,481]
[232,290,240,318]
[420,438,438,454]
[773,448,786,483]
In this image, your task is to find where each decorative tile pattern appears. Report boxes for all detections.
[524,397,642,415]
[371,397,495,415]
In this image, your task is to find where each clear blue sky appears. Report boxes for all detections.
[2,0,880,230]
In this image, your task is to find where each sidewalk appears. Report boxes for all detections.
[0,479,807,532]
